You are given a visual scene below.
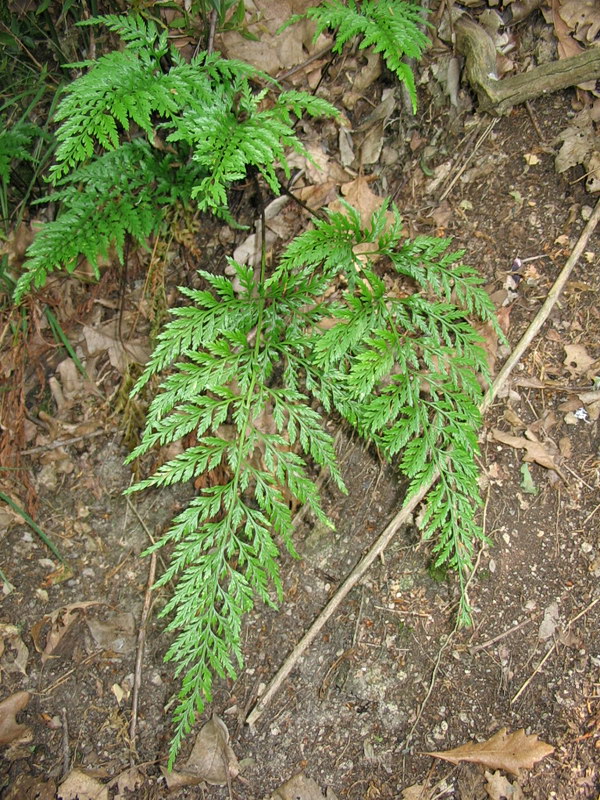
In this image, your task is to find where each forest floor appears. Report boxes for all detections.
[1,2,599,799]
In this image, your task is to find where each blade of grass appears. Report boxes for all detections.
[0,490,67,564]
[44,306,89,378]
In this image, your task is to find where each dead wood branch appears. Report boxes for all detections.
[455,18,600,115]
[245,198,600,728]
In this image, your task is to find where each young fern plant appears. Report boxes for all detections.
[284,0,431,112]
[126,200,497,765]
[13,13,337,301]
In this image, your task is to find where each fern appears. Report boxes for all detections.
[127,201,495,763]
[0,121,40,183]
[11,5,497,765]
[284,0,431,112]
[13,13,337,300]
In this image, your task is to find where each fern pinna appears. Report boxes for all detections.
[127,202,495,764]
[13,14,337,301]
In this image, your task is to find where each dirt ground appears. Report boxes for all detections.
[1,4,599,799]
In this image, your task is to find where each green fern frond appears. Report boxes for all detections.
[287,0,430,112]
[13,141,179,301]
[0,121,40,182]
[78,13,168,52]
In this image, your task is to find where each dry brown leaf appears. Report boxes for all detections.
[563,343,596,377]
[353,51,382,93]
[218,0,328,74]
[86,613,136,655]
[0,691,32,746]
[57,769,108,800]
[552,0,584,60]
[271,773,336,800]
[164,714,239,788]
[400,784,430,799]
[31,602,103,663]
[2,773,57,800]
[109,766,144,800]
[485,770,525,799]
[328,176,391,229]
[297,181,339,210]
[491,428,564,475]
[83,324,150,375]
[0,623,29,676]
[427,728,554,776]
[558,0,600,44]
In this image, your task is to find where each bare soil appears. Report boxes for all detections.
[1,8,599,800]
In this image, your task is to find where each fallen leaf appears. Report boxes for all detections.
[0,691,32,746]
[109,767,144,800]
[538,601,560,640]
[400,784,430,799]
[57,769,108,800]
[31,602,103,663]
[86,612,136,655]
[0,623,29,675]
[552,0,585,60]
[426,728,554,776]
[485,770,525,799]
[218,0,328,74]
[559,0,600,45]
[83,323,151,374]
[491,429,564,475]
[330,176,389,229]
[271,773,335,800]
[2,773,57,800]
[353,51,382,93]
[563,343,595,377]
[164,714,240,788]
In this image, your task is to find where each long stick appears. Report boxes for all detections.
[246,198,600,727]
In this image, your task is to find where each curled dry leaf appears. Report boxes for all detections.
[271,772,338,800]
[563,343,596,378]
[491,428,565,477]
[558,0,600,44]
[57,769,108,800]
[0,691,32,746]
[0,622,29,676]
[484,770,525,799]
[426,728,554,776]
[329,176,394,230]
[400,784,430,799]
[164,714,239,789]
[31,602,103,663]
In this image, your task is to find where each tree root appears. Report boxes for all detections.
[455,17,600,115]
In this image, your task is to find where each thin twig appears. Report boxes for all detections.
[277,44,335,81]
[438,118,497,203]
[245,197,600,727]
[511,594,600,704]
[61,707,70,779]
[20,429,107,455]
[129,550,157,765]
[207,9,217,56]
[484,197,600,409]
[469,618,532,653]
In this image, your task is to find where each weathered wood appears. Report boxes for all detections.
[455,18,600,115]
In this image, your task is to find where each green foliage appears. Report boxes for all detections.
[13,13,338,301]
[0,121,39,184]
[284,0,431,111]
[9,4,495,769]
[127,203,496,764]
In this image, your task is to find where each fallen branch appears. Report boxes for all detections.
[129,550,157,764]
[455,17,600,115]
[245,197,600,727]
